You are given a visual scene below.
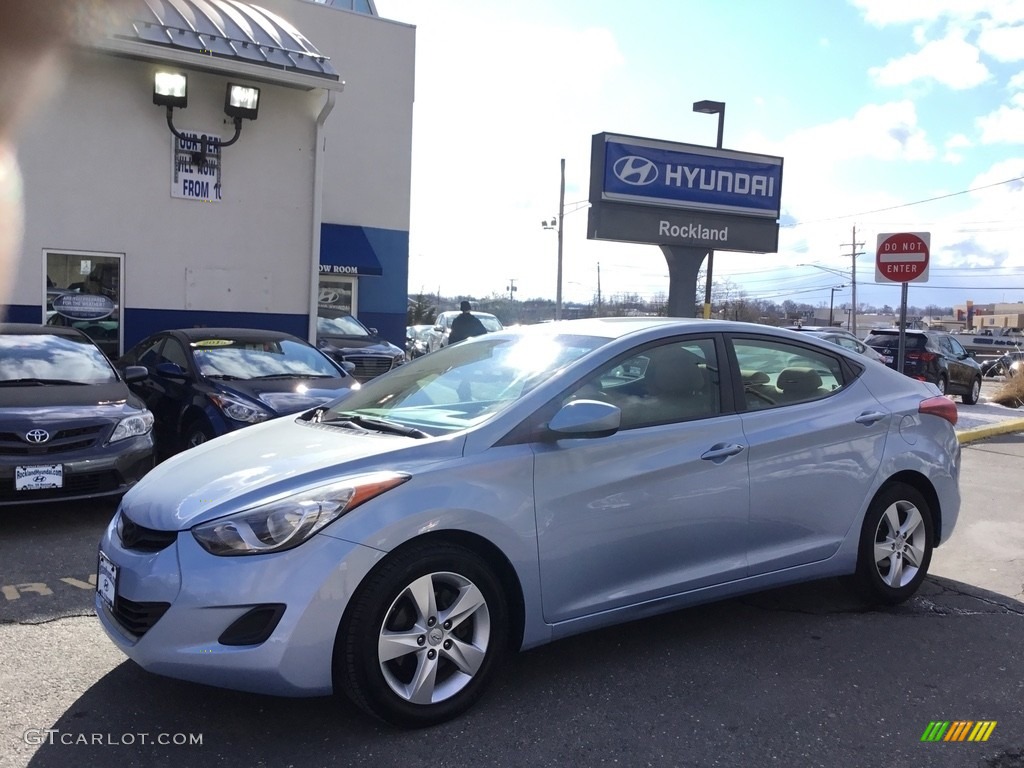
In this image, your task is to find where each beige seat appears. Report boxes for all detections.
[776,368,825,403]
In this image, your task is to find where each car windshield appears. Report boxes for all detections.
[478,315,503,332]
[191,338,341,380]
[320,332,606,434]
[0,332,119,385]
[317,315,371,337]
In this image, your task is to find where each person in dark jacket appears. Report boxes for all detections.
[448,301,488,345]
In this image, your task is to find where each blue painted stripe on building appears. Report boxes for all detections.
[2,304,43,324]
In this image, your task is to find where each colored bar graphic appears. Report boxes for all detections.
[921,721,996,742]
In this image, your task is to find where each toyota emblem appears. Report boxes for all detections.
[25,429,50,444]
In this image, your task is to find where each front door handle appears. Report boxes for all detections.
[701,443,745,462]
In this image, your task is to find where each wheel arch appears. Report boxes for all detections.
[874,470,943,544]
[338,529,527,658]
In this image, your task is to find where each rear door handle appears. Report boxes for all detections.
[701,443,745,462]
[855,411,888,426]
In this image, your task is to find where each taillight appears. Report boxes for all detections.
[920,396,957,426]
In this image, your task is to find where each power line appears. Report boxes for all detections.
[786,174,1024,226]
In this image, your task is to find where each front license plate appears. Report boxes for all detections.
[15,464,63,491]
[882,355,894,365]
[97,551,118,611]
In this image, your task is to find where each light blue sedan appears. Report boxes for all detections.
[96,318,961,727]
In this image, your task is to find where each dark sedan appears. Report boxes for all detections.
[316,315,406,381]
[0,324,155,505]
[117,328,359,454]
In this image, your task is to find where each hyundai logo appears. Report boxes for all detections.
[613,156,659,186]
[25,429,50,444]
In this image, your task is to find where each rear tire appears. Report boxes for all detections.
[961,377,981,405]
[936,375,948,396]
[853,483,934,605]
[337,541,508,727]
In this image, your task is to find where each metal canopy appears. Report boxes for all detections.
[95,0,342,90]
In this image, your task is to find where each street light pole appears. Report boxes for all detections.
[693,100,725,319]
[556,158,565,321]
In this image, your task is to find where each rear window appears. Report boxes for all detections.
[866,333,926,350]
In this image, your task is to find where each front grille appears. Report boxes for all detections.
[111,595,170,636]
[119,514,178,552]
[0,424,107,456]
[345,354,396,380]
[0,470,120,503]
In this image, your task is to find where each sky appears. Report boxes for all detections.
[373,0,1024,314]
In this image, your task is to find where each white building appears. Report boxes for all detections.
[8,0,414,355]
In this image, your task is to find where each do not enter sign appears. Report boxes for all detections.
[876,232,930,283]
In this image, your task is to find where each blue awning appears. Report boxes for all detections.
[320,223,383,276]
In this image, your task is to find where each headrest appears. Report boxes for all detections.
[648,348,705,395]
[743,370,770,385]
[777,368,822,393]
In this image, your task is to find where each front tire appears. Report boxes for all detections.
[182,419,214,451]
[854,483,934,605]
[337,541,508,727]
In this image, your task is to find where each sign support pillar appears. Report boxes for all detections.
[661,246,709,318]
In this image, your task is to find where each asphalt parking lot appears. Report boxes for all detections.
[2,398,1024,768]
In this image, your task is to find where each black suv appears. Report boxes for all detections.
[864,329,982,404]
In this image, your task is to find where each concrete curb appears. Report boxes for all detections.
[957,417,1024,444]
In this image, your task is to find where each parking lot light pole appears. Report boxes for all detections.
[693,100,725,319]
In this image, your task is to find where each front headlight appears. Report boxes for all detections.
[209,393,271,424]
[191,471,410,556]
[110,410,155,443]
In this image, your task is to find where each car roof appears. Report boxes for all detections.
[0,322,85,338]
[165,327,305,343]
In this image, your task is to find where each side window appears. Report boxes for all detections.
[160,338,189,370]
[732,337,845,411]
[564,338,720,429]
[948,337,967,357]
[132,337,163,368]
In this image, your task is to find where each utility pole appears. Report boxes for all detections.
[840,225,864,336]
[596,262,602,317]
[506,279,517,301]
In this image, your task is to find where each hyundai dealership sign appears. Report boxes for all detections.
[588,132,783,252]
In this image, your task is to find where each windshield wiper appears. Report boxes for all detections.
[204,374,243,381]
[250,373,335,380]
[0,378,89,386]
[321,412,430,439]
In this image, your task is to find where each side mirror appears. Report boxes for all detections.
[341,361,357,374]
[121,365,150,383]
[546,400,620,440]
[154,362,189,380]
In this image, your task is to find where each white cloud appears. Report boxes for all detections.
[977,104,1024,142]
[943,132,973,163]
[1009,70,1024,89]
[977,24,1024,61]
[870,34,991,89]
[851,0,1024,27]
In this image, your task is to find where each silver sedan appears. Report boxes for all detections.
[96,318,961,727]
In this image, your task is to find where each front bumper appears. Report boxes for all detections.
[0,435,154,506]
[95,511,387,696]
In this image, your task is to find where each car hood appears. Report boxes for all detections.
[319,337,401,355]
[120,416,463,530]
[0,381,141,410]
[216,379,354,416]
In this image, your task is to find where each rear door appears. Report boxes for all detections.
[730,334,890,574]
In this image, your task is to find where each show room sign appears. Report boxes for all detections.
[171,130,222,203]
